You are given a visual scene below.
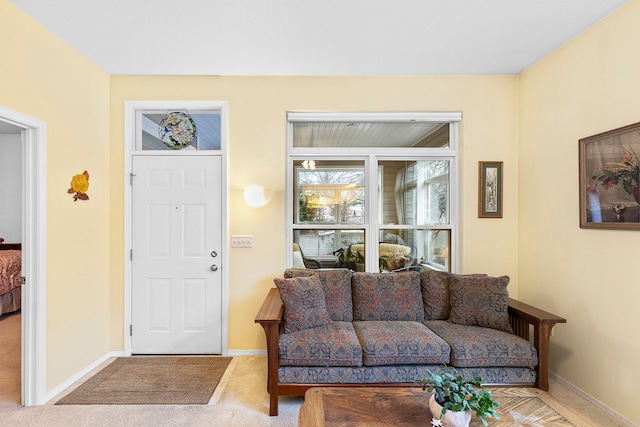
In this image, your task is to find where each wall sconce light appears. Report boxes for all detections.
[244,185,273,207]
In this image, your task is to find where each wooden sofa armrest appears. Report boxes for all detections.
[255,287,284,324]
[508,297,566,391]
[255,288,284,416]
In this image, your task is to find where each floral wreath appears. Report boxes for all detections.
[158,111,197,149]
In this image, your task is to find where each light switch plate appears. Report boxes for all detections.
[231,235,253,248]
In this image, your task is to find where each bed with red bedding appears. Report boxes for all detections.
[0,238,21,316]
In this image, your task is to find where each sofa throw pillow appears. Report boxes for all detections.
[284,268,354,321]
[420,271,488,320]
[274,275,332,333]
[448,275,513,333]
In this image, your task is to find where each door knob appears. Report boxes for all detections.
[210,264,218,272]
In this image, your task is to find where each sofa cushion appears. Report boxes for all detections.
[279,321,363,367]
[424,320,538,368]
[278,365,536,385]
[275,275,332,333]
[420,270,451,320]
[352,272,424,321]
[448,274,513,333]
[353,321,450,366]
[285,268,354,321]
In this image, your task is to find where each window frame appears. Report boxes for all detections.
[286,112,461,272]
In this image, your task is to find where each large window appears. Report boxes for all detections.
[287,112,460,272]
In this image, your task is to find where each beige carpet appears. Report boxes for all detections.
[55,356,232,405]
[0,354,633,426]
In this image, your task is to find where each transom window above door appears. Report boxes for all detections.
[287,112,461,273]
[136,110,223,151]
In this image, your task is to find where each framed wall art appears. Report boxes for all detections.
[478,161,503,218]
[579,122,640,230]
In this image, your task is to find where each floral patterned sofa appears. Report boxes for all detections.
[255,269,566,416]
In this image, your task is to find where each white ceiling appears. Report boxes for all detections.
[7,0,630,76]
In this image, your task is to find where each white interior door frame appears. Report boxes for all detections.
[0,105,48,406]
[123,100,229,356]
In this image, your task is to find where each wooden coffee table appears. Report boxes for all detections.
[298,387,597,426]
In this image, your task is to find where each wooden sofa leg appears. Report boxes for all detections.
[509,298,566,392]
[263,323,280,416]
[535,323,553,391]
[269,391,278,416]
[255,288,284,416]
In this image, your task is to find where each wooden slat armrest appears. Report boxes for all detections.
[508,297,566,392]
[255,288,284,325]
[508,298,567,327]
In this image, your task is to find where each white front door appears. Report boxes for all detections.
[131,155,222,354]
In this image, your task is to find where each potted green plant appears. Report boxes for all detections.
[333,246,363,271]
[417,369,500,427]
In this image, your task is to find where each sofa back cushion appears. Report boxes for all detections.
[352,272,424,321]
[420,270,451,320]
[284,268,353,321]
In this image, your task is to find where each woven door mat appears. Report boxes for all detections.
[55,356,232,405]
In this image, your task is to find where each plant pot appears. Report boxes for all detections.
[429,394,472,427]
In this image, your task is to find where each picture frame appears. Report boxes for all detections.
[579,122,640,230]
[478,161,503,218]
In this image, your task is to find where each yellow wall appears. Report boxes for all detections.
[109,76,520,351]
[0,0,112,392]
[518,0,640,422]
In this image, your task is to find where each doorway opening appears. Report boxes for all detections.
[0,105,48,406]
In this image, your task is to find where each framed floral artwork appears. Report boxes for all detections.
[478,161,503,218]
[579,122,640,230]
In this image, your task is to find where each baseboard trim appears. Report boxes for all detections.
[549,371,636,426]
[45,350,125,404]
[227,350,267,356]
